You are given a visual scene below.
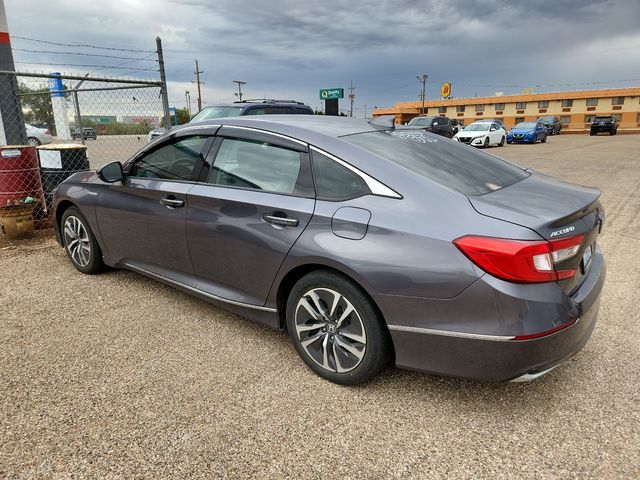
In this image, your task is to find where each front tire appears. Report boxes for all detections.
[541,134,547,143]
[61,207,104,274]
[286,271,392,385]
[483,137,489,148]
[499,136,505,147]
[27,137,40,146]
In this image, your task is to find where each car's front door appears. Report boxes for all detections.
[186,127,315,306]
[96,133,215,285]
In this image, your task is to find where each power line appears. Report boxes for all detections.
[12,35,155,53]
[13,60,158,71]
[12,47,157,62]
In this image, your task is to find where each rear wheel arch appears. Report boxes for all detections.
[275,263,387,333]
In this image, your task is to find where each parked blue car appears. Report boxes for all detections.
[507,121,548,144]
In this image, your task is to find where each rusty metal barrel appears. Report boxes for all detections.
[0,145,46,216]
[37,143,90,210]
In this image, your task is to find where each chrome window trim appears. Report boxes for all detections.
[122,262,277,313]
[220,125,307,147]
[309,146,402,199]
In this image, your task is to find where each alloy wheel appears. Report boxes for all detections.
[294,288,367,373]
[63,216,91,267]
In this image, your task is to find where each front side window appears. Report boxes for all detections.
[342,130,528,196]
[311,151,370,201]
[208,138,302,195]
[129,136,208,180]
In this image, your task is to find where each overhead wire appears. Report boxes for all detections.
[11,35,155,53]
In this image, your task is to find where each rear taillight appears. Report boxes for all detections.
[453,234,584,283]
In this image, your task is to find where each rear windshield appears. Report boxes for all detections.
[342,130,529,196]
[190,106,244,122]
[407,117,434,126]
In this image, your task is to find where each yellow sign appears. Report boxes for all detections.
[440,82,451,98]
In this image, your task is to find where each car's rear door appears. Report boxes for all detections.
[96,131,217,285]
[186,126,315,306]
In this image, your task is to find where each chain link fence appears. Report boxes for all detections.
[0,71,168,227]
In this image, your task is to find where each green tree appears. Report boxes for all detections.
[18,82,68,135]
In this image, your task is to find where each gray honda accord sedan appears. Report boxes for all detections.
[53,115,605,384]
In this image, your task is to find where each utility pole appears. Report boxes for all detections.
[363,104,367,119]
[417,73,428,115]
[348,80,355,117]
[194,60,203,112]
[233,80,246,102]
[185,90,191,117]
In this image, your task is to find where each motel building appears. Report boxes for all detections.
[372,87,640,133]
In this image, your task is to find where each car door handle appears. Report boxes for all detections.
[262,213,298,227]
[160,196,184,208]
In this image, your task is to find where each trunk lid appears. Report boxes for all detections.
[469,172,604,294]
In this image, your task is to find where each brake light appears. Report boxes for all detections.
[453,234,585,283]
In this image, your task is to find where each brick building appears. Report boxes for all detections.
[373,87,640,133]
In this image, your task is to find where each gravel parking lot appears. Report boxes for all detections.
[1,135,638,478]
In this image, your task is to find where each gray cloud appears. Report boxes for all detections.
[6,0,640,114]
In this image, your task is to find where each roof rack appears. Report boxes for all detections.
[233,99,305,105]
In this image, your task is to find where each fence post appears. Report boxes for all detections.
[156,36,171,130]
[72,74,89,144]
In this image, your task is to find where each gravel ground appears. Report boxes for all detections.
[1,135,639,479]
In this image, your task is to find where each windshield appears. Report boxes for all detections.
[463,123,490,132]
[407,117,435,126]
[342,130,529,196]
[515,122,536,129]
[190,106,244,122]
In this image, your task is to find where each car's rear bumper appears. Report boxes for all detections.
[376,247,605,382]
[590,127,613,133]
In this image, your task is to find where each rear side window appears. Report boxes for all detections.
[208,138,302,195]
[342,130,529,196]
[311,151,370,201]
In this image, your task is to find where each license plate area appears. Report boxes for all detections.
[581,243,593,272]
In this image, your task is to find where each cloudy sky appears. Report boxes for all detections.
[6,0,640,116]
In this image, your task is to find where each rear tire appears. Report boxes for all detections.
[61,207,104,274]
[541,135,547,143]
[286,270,393,385]
[499,136,505,147]
[27,137,40,146]
[483,137,489,148]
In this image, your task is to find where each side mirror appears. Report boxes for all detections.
[490,127,497,131]
[97,161,123,183]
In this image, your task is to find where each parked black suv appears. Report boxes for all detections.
[191,99,314,122]
[405,115,455,138]
[148,99,314,142]
[590,116,618,136]
[538,116,562,135]
[71,127,97,140]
